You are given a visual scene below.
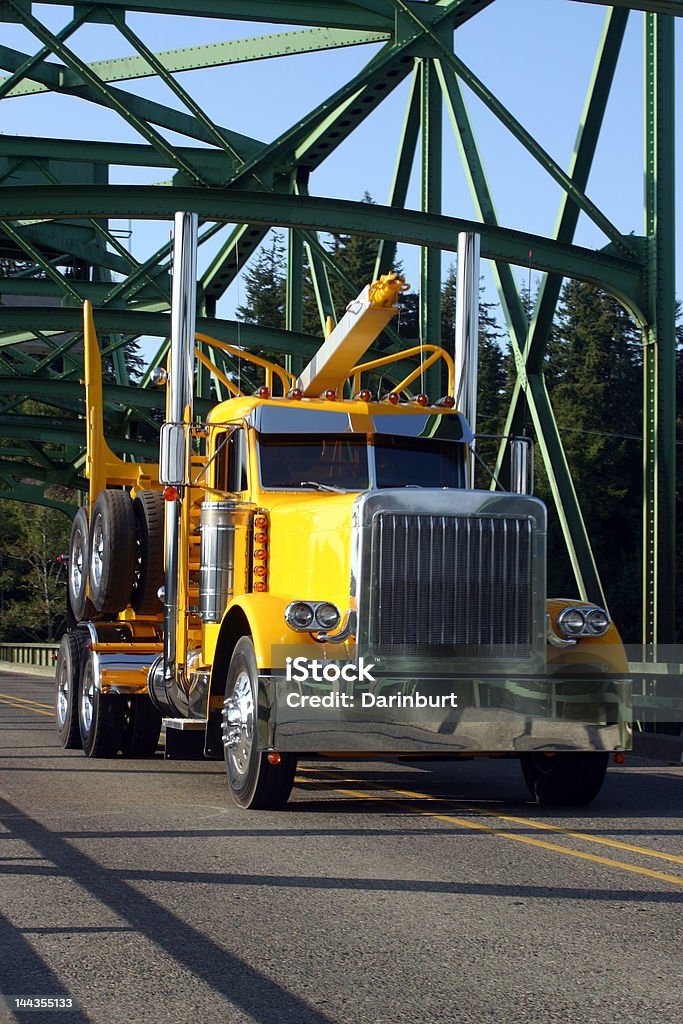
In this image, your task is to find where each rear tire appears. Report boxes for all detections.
[55,631,87,749]
[520,751,609,806]
[67,508,95,622]
[222,637,296,809]
[89,489,137,614]
[131,490,165,614]
[121,695,162,757]
[78,649,124,757]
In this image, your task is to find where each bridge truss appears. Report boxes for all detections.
[0,0,678,644]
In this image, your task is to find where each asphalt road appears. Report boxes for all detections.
[0,670,681,1024]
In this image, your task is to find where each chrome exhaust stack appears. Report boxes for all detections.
[152,211,198,713]
[454,232,480,485]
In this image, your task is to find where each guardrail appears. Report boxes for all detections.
[0,647,680,721]
[0,642,60,667]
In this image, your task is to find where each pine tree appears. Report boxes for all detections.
[0,499,71,641]
[539,281,643,635]
[326,192,381,307]
[236,232,287,329]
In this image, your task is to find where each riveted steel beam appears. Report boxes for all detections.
[0,187,645,309]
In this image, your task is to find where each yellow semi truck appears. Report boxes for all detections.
[55,213,631,809]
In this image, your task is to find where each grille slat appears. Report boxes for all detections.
[369,513,533,656]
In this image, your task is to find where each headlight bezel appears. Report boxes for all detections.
[556,604,611,639]
[285,600,342,633]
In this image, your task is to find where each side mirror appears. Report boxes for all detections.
[159,422,187,486]
[509,436,534,495]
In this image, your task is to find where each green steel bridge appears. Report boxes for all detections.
[0,0,678,646]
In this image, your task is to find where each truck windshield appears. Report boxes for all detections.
[373,434,466,488]
[259,434,369,490]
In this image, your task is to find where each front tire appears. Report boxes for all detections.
[520,751,609,806]
[222,637,296,809]
[55,631,87,749]
[78,649,124,757]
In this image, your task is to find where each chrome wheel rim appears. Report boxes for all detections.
[91,518,104,589]
[80,661,94,734]
[56,659,69,727]
[225,670,254,778]
[70,530,85,598]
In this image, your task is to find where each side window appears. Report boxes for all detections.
[214,429,248,492]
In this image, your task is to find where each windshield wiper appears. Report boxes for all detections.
[299,480,345,493]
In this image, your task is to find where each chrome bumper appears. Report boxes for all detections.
[256,672,632,754]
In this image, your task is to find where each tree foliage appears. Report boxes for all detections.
[0,499,72,641]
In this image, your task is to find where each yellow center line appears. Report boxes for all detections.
[0,692,53,710]
[294,773,683,888]
[0,694,54,716]
[462,804,683,867]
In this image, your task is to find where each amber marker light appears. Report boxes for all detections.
[254,548,267,560]
[267,751,282,765]
[254,514,267,528]
[163,485,179,501]
[254,565,266,577]
[255,531,267,544]
[254,582,267,593]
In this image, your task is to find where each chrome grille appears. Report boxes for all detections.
[367,513,534,656]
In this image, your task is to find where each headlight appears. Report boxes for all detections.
[285,601,315,630]
[585,607,611,636]
[315,603,341,630]
[556,605,610,639]
[556,607,586,637]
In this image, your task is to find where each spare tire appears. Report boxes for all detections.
[67,507,95,622]
[89,489,137,613]
[131,490,165,614]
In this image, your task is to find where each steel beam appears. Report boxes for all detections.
[643,13,676,646]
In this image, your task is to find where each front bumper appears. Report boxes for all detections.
[256,671,632,754]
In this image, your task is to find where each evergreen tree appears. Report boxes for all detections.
[0,499,71,641]
[326,192,381,307]
[538,281,643,635]
[236,232,287,329]
[440,263,508,438]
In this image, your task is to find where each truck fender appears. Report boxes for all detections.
[205,595,323,757]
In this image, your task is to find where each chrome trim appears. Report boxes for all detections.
[285,600,343,633]
[315,609,357,644]
[546,613,577,648]
[455,231,480,481]
[351,489,547,675]
[164,211,198,692]
[556,605,611,639]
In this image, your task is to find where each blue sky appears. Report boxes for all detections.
[1,1,681,337]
